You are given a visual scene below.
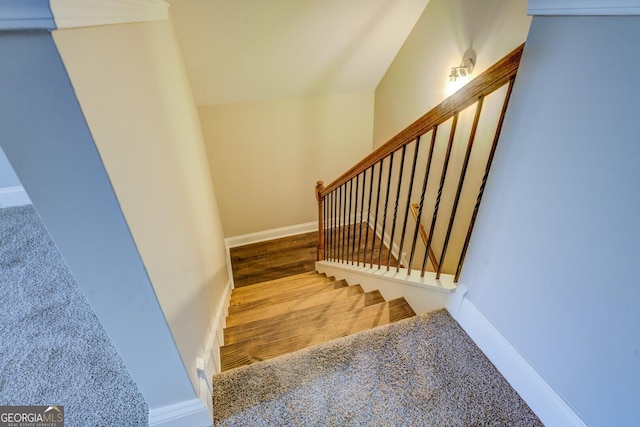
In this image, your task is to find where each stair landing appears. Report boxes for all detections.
[221,272,416,371]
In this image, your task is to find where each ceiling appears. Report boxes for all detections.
[166,0,430,106]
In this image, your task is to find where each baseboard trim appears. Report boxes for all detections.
[209,280,233,374]
[225,221,318,248]
[449,293,587,427]
[0,186,32,208]
[194,278,232,420]
[528,0,640,15]
[50,0,169,29]
[316,261,452,315]
[148,398,211,427]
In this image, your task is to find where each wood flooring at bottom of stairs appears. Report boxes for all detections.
[220,271,416,371]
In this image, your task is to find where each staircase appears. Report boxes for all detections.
[220,271,416,371]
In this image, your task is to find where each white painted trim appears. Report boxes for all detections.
[225,221,318,248]
[148,398,211,427]
[195,279,232,419]
[528,0,640,16]
[0,2,55,30]
[316,261,451,315]
[50,0,169,29]
[445,283,468,318]
[204,280,233,375]
[449,295,587,427]
[0,186,32,208]
[316,260,455,293]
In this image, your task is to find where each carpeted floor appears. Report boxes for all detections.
[0,205,148,426]
[214,309,542,426]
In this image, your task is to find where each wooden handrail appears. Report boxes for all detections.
[320,43,524,198]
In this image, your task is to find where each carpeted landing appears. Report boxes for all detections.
[213,309,542,426]
[0,205,147,425]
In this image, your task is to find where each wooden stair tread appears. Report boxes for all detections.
[229,279,348,312]
[221,297,416,371]
[230,275,334,303]
[230,274,336,303]
[231,271,322,295]
[226,285,366,327]
[224,290,386,344]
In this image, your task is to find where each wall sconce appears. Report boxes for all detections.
[445,49,476,97]
[449,49,476,82]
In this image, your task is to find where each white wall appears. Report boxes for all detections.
[374,0,531,148]
[199,92,374,237]
[53,19,229,411]
[460,16,640,426]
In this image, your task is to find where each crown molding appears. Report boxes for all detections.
[50,0,169,29]
[529,0,640,16]
[0,1,56,30]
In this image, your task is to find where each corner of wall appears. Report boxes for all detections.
[447,289,587,427]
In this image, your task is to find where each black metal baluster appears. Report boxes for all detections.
[437,97,484,279]
[324,193,328,262]
[408,127,437,274]
[336,187,340,262]
[386,147,406,270]
[351,175,359,265]
[340,183,347,262]
[337,185,343,262]
[378,152,394,269]
[346,179,353,263]
[364,164,375,267]
[455,78,515,282]
[357,168,367,266]
[397,136,421,272]
[328,191,332,261]
[332,190,337,261]
[421,113,459,277]
[370,159,384,268]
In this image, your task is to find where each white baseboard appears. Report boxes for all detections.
[194,279,233,420]
[448,291,587,427]
[225,221,318,248]
[316,261,453,315]
[0,186,31,208]
[148,398,211,427]
[208,280,232,375]
[528,0,640,16]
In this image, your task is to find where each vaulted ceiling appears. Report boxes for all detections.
[166,0,430,106]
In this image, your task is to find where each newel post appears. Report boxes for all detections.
[315,180,325,261]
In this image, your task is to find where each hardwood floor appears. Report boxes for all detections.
[230,231,317,288]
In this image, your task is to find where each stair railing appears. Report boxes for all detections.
[316,44,524,282]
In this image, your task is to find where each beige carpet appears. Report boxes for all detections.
[213,309,542,426]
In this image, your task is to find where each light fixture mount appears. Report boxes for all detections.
[449,49,476,81]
